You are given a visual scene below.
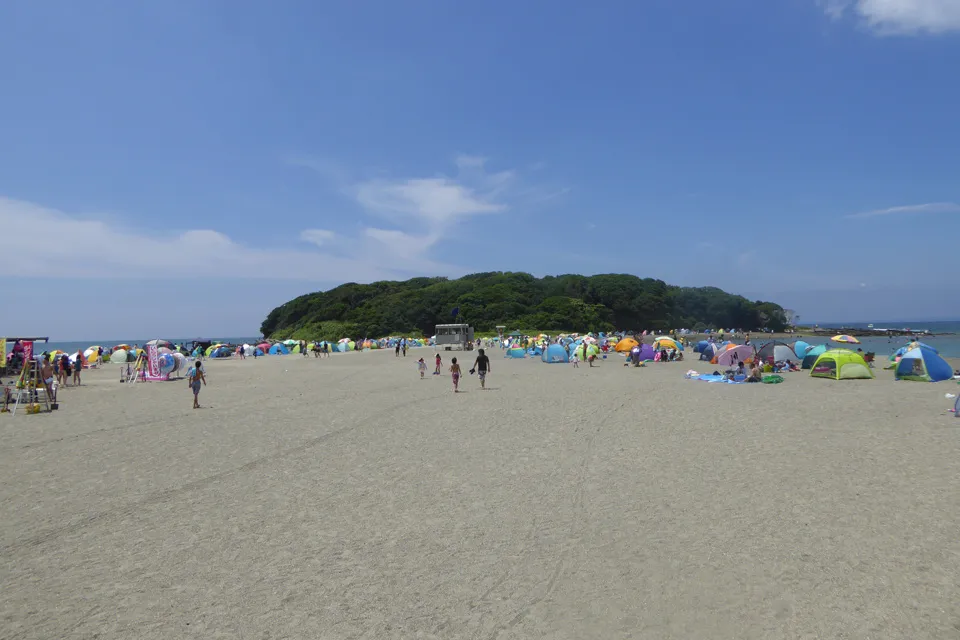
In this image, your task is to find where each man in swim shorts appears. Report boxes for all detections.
[472,348,491,390]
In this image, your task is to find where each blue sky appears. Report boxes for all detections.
[2,0,959,338]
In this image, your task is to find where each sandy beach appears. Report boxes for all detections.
[2,349,959,639]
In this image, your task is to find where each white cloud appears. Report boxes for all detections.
[355,177,505,224]
[844,201,960,218]
[0,197,445,281]
[821,0,960,34]
[299,229,336,246]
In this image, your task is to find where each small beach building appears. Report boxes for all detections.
[893,346,953,382]
[810,349,874,380]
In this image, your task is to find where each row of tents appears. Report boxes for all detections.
[690,339,953,382]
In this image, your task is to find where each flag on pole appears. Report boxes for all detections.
[451,307,460,317]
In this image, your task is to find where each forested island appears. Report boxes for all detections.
[261,272,789,340]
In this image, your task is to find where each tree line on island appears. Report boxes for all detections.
[260,272,789,340]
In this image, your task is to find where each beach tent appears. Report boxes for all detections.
[891,341,937,361]
[757,341,795,363]
[541,344,570,363]
[893,347,952,382]
[810,349,874,380]
[715,345,756,366]
[801,345,828,369]
[268,344,290,355]
[574,343,600,360]
[653,336,682,351]
[527,345,543,356]
[614,337,639,353]
[791,340,811,359]
[629,343,656,364]
[505,347,527,358]
[694,340,710,354]
[699,342,720,361]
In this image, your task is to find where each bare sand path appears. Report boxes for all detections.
[2,349,958,639]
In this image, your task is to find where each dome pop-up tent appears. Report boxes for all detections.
[541,344,570,363]
[801,345,827,369]
[505,347,527,358]
[893,346,952,382]
[810,349,874,380]
[614,337,639,353]
[715,345,756,366]
[757,341,795,364]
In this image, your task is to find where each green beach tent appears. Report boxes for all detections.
[810,349,874,380]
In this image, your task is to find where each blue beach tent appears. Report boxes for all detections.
[541,344,570,363]
[268,344,290,355]
[894,347,952,382]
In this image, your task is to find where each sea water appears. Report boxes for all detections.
[797,321,960,358]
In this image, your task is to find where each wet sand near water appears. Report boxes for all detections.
[1,349,958,639]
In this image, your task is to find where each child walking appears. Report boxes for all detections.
[417,357,427,379]
[434,353,442,375]
[450,357,461,393]
[188,361,207,409]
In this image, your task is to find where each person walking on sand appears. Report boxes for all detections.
[395,341,401,357]
[434,353,442,375]
[417,357,427,379]
[188,360,207,409]
[472,348,491,389]
[450,357,462,392]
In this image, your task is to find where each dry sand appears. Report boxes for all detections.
[1,348,959,639]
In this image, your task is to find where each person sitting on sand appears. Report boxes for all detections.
[748,362,763,382]
[450,357,461,393]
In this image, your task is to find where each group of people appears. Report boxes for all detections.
[417,349,491,392]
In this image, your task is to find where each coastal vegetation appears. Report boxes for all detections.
[260,272,789,340]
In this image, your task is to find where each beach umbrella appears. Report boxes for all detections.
[256,342,270,351]
[113,344,131,352]
[831,334,860,344]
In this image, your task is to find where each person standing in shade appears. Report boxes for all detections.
[472,348,491,390]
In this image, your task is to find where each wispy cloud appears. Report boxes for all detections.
[844,201,960,218]
[820,0,960,34]
[0,197,453,281]
[292,154,566,272]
